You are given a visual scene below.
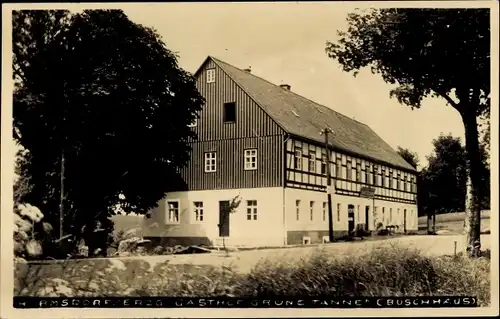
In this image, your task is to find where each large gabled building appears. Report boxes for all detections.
[143,56,419,248]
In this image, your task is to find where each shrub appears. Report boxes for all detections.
[14,245,491,306]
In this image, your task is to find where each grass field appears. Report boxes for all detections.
[15,244,491,306]
[417,210,491,235]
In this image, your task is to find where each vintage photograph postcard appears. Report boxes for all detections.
[1,1,498,318]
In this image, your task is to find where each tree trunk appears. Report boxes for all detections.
[461,110,482,258]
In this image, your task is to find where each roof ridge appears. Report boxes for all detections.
[210,56,370,128]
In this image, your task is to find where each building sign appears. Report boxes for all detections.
[325,185,335,195]
[360,186,375,198]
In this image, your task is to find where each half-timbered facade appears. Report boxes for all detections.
[144,56,419,247]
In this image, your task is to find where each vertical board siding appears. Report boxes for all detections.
[172,58,286,192]
[193,60,284,141]
[181,135,284,190]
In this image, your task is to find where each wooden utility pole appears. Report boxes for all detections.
[59,151,65,240]
[321,127,334,242]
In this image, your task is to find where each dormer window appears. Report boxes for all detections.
[223,102,236,123]
[207,69,215,83]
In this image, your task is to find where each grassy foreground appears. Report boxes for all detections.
[15,245,491,306]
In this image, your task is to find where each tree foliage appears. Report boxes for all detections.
[396,146,419,169]
[417,134,490,215]
[13,9,205,256]
[326,8,490,256]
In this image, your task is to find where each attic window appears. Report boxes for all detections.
[224,102,236,123]
[207,69,215,83]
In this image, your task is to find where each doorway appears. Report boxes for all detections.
[219,201,230,237]
[348,204,355,235]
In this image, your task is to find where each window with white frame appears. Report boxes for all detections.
[166,201,180,223]
[244,149,257,170]
[246,200,258,220]
[321,154,327,175]
[296,200,301,220]
[309,201,314,220]
[308,153,316,172]
[322,202,327,221]
[294,147,302,170]
[204,152,216,172]
[206,68,215,83]
[193,201,204,222]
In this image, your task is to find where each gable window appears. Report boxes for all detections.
[244,149,257,170]
[294,147,302,170]
[309,201,315,221]
[193,201,204,222]
[223,102,236,122]
[204,152,217,172]
[246,200,258,220]
[166,201,180,224]
[207,68,216,83]
[296,200,301,220]
[308,153,316,172]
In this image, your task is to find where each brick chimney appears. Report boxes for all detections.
[280,84,291,91]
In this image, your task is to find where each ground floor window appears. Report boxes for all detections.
[246,200,258,220]
[166,201,180,224]
[193,201,203,222]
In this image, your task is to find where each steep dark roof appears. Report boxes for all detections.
[207,56,416,172]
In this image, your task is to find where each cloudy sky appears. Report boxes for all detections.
[123,2,466,168]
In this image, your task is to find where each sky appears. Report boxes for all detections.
[123,2,466,169]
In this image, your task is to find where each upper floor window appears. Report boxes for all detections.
[321,154,327,175]
[223,102,236,123]
[246,200,258,220]
[309,153,316,173]
[193,201,204,222]
[347,162,352,180]
[204,152,217,172]
[207,69,216,83]
[294,147,302,170]
[166,201,180,224]
[244,149,257,170]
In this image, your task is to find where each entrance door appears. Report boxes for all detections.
[403,209,407,233]
[219,201,230,237]
[365,206,370,231]
[347,204,355,235]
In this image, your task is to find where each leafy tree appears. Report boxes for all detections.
[326,8,490,256]
[396,146,419,169]
[13,9,204,257]
[419,135,467,216]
